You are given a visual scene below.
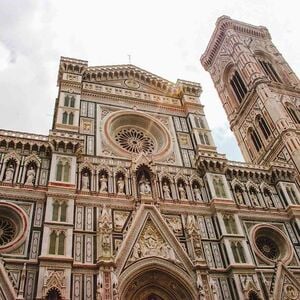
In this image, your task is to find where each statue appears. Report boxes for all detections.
[250,191,260,206]
[163,181,171,199]
[235,188,244,205]
[117,176,125,194]
[139,174,151,195]
[99,174,108,192]
[4,164,14,183]
[193,184,202,201]
[213,176,227,198]
[82,172,89,190]
[25,166,35,185]
[178,183,186,199]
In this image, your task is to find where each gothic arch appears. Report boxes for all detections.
[118,258,197,300]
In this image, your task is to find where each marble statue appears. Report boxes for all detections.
[139,174,151,195]
[178,183,186,199]
[82,172,89,190]
[193,184,202,201]
[4,164,14,183]
[162,181,171,199]
[117,176,125,194]
[100,174,108,192]
[25,166,35,185]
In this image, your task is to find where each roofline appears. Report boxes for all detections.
[200,16,271,70]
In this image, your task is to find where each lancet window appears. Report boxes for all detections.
[231,241,246,263]
[56,159,71,182]
[285,103,300,124]
[52,201,67,222]
[256,115,271,140]
[49,231,65,255]
[258,59,282,83]
[230,71,248,103]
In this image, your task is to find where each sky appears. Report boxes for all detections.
[0,0,299,162]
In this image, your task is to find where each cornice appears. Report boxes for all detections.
[201,16,271,71]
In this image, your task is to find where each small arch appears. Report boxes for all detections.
[46,287,62,300]
[255,115,271,140]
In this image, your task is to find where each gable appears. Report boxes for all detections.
[115,204,194,276]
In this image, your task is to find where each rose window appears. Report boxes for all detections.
[0,218,16,246]
[256,236,280,260]
[115,128,155,154]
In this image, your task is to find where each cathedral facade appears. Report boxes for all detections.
[0,16,300,300]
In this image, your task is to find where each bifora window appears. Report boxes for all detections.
[115,128,155,154]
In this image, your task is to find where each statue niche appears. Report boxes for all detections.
[81,168,91,191]
[137,166,152,197]
[3,159,16,183]
[99,170,108,193]
[25,162,37,186]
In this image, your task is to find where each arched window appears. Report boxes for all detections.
[199,133,210,145]
[64,95,70,107]
[70,96,75,108]
[60,202,67,222]
[224,215,237,234]
[62,112,68,124]
[56,161,63,181]
[56,159,70,182]
[285,103,300,124]
[49,231,57,254]
[63,161,70,182]
[248,290,260,300]
[248,128,262,152]
[230,71,248,103]
[256,115,271,139]
[286,184,298,204]
[237,242,246,263]
[57,232,65,255]
[258,59,282,83]
[52,201,59,221]
[68,112,74,125]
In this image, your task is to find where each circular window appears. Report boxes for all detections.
[0,218,16,246]
[251,224,293,264]
[103,111,172,160]
[0,202,28,253]
[115,128,155,154]
[255,236,280,260]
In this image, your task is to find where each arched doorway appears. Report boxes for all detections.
[45,287,62,300]
[122,269,193,300]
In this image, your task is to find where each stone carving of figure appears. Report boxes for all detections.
[213,176,227,198]
[163,181,171,199]
[264,191,274,207]
[235,188,244,205]
[100,174,108,192]
[132,242,142,260]
[164,243,176,261]
[139,174,151,195]
[193,184,202,201]
[4,164,14,183]
[25,166,35,185]
[250,190,260,206]
[178,183,186,199]
[117,176,125,194]
[82,172,89,190]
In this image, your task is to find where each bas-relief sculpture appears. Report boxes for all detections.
[0,16,300,300]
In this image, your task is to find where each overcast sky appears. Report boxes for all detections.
[0,0,299,161]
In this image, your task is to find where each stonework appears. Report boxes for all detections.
[0,16,300,300]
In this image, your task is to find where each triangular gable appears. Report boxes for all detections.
[84,65,178,97]
[272,261,300,299]
[115,204,194,276]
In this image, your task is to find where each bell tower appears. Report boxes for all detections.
[201,16,300,176]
